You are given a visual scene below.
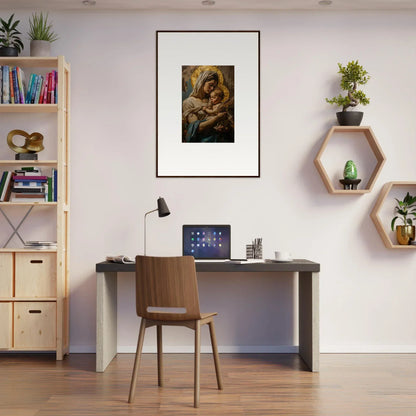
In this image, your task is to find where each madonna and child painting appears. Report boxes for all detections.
[182,65,234,143]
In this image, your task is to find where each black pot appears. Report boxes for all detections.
[0,47,19,56]
[336,111,363,126]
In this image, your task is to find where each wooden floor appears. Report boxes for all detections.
[0,353,415,415]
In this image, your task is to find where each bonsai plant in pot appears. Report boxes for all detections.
[391,192,416,245]
[0,14,24,56]
[28,12,58,57]
[326,60,370,126]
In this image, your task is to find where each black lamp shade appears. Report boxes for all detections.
[157,197,170,217]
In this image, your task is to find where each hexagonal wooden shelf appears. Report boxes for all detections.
[370,181,416,249]
[314,126,386,194]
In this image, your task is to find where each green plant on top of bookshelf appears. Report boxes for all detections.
[28,12,59,57]
[0,14,24,57]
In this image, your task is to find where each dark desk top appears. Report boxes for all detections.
[96,259,320,273]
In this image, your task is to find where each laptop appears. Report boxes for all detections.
[182,225,232,261]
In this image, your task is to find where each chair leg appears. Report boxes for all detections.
[128,318,147,403]
[157,325,163,387]
[208,320,223,390]
[194,320,201,408]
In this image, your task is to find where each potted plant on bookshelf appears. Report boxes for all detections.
[391,192,416,245]
[0,14,24,56]
[326,60,370,126]
[27,12,58,57]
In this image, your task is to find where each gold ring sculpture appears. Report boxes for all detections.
[7,129,44,154]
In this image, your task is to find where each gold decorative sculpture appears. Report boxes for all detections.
[7,129,44,159]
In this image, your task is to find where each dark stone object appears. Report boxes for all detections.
[336,111,363,126]
[15,153,38,160]
[0,47,19,57]
[339,178,361,190]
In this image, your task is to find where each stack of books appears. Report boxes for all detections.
[0,65,58,104]
[24,241,57,250]
[12,173,49,202]
[0,167,58,202]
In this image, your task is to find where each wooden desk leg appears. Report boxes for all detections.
[298,271,319,372]
[96,271,118,372]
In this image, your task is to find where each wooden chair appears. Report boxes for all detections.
[128,255,223,408]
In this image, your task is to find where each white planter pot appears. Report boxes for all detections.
[30,40,51,57]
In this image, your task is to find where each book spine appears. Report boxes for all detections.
[34,75,43,104]
[10,197,46,202]
[16,67,24,103]
[0,171,7,196]
[47,72,52,104]
[30,75,40,104]
[0,65,2,103]
[44,181,48,201]
[25,74,35,103]
[47,176,52,202]
[15,181,45,186]
[42,74,49,104]
[0,172,12,201]
[3,173,14,202]
[53,70,58,104]
[50,71,56,104]
[12,67,19,104]
[9,68,14,104]
[13,175,48,181]
[53,168,57,202]
[38,75,46,104]
[12,188,45,193]
[2,66,9,104]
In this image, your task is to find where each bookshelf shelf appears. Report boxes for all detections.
[0,202,58,206]
[0,56,70,360]
[0,160,58,166]
[0,104,58,113]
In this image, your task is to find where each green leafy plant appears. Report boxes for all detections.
[391,192,416,231]
[326,60,370,111]
[0,14,24,53]
[28,12,58,42]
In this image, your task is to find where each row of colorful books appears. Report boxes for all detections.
[0,167,58,202]
[0,65,58,104]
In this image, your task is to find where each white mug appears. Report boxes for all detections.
[274,251,292,261]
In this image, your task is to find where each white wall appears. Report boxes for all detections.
[2,9,416,353]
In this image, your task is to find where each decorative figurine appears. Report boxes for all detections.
[339,160,361,190]
[7,129,44,160]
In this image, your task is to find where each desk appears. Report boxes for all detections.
[96,259,320,373]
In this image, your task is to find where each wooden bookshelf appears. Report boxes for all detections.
[0,56,70,359]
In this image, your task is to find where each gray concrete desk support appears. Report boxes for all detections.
[96,260,320,373]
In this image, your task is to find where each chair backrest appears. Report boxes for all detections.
[135,255,202,321]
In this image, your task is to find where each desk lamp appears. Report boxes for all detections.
[144,197,170,255]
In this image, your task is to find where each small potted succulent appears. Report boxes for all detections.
[28,12,58,57]
[391,192,416,245]
[326,60,370,126]
[0,14,24,56]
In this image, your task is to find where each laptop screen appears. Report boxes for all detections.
[182,225,231,259]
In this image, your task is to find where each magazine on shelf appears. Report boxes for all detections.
[106,255,135,264]
[24,241,57,250]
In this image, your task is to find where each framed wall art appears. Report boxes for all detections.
[156,30,260,177]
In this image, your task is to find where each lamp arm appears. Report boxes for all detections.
[144,208,158,256]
